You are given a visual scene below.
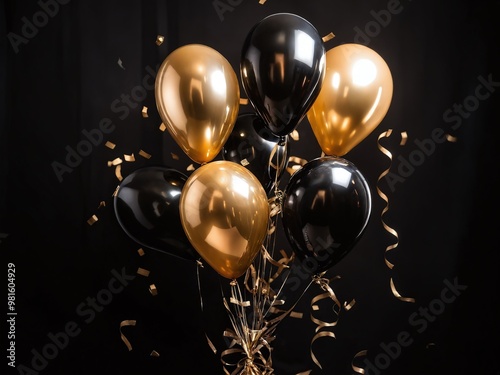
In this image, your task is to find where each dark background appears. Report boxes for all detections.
[1,0,499,374]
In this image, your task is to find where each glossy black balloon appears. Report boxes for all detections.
[282,157,372,274]
[240,13,326,137]
[222,113,290,196]
[113,166,198,261]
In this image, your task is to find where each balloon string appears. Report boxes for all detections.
[377,129,415,303]
[196,260,218,354]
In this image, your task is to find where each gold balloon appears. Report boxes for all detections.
[179,161,269,280]
[307,43,393,157]
[155,44,240,164]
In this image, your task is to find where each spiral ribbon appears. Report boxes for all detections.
[377,129,415,303]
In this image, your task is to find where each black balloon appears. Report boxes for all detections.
[113,166,198,261]
[282,157,372,274]
[240,13,326,138]
[222,113,290,196]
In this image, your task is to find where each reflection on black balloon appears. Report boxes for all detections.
[222,113,289,196]
[113,166,198,261]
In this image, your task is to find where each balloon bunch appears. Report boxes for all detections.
[113,12,393,375]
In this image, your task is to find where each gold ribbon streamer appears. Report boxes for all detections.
[390,277,415,303]
[119,320,137,351]
[377,129,415,303]
[309,275,342,369]
[351,350,368,374]
[377,129,397,269]
[310,330,336,369]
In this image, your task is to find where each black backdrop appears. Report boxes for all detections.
[1,1,500,374]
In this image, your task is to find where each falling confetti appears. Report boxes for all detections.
[156,35,165,46]
[107,158,123,167]
[159,123,167,132]
[137,248,145,256]
[141,106,148,118]
[446,134,458,142]
[149,284,158,296]
[171,152,179,160]
[117,58,125,70]
[137,267,150,277]
[239,98,249,105]
[87,215,98,226]
[124,154,135,162]
[105,141,116,149]
[139,150,152,159]
[322,32,335,42]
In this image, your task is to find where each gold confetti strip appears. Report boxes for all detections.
[239,98,249,105]
[97,201,106,209]
[205,334,217,354]
[149,284,158,296]
[290,130,300,141]
[259,0,267,4]
[289,311,303,319]
[446,134,458,142]
[117,58,125,70]
[105,141,116,149]
[115,165,123,181]
[107,157,123,167]
[137,248,145,256]
[400,131,408,146]
[187,164,195,171]
[344,299,356,311]
[240,158,250,166]
[137,267,150,277]
[87,215,98,226]
[171,152,179,160]
[351,350,368,374]
[390,278,415,303]
[322,32,335,42]
[112,185,120,197]
[139,150,152,159]
[119,320,136,351]
[150,350,160,357]
[155,35,164,46]
[141,106,148,118]
[159,123,167,132]
[124,153,135,162]
[286,156,308,175]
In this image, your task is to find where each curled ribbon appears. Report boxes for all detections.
[309,274,343,369]
[377,129,415,303]
[351,350,368,374]
[119,320,137,351]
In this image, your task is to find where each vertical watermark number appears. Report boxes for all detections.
[7,263,16,368]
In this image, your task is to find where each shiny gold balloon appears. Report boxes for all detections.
[307,43,393,157]
[179,161,270,280]
[155,44,240,164]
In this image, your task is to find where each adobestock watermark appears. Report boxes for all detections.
[384,73,499,192]
[51,64,159,183]
[353,0,413,46]
[15,267,136,375]
[212,0,246,22]
[7,0,71,54]
[361,277,467,374]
